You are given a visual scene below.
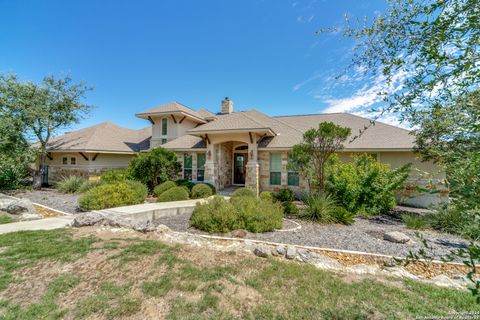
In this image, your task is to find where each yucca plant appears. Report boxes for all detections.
[56,175,86,194]
[301,192,338,223]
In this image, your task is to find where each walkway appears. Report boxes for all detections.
[0,216,74,235]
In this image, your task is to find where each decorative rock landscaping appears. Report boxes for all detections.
[0,194,41,221]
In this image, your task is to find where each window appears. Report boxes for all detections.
[287,155,299,186]
[197,153,206,181]
[184,154,192,181]
[161,138,167,145]
[161,118,168,135]
[62,156,76,166]
[269,153,281,185]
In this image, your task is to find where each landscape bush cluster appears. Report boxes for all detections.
[153,180,216,202]
[190,193,283,233]
[403,206,480,240]
[78,180,148,211]
[325,154,410,216]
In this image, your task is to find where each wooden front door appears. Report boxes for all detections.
[233,153,247,184]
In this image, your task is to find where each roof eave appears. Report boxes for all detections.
[187,128,275,135]
[135,111,207,124]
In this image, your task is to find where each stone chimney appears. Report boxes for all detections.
[221,97,234,114]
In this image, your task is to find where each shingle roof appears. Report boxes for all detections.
[271,113,415,150]
[162,135,206,149]
[187,110,276,134]
[136,102,206,122]
[46,122,151,153]
[167,111,414,150]
[197,109,217,120]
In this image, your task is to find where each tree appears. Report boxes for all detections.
[0,74,92,189]
[414,90,480,209]
[127,148,182,190]
[323,0,480,126]
[288,122,351,191]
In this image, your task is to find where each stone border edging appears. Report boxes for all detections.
[277,219,301,232]
[185,232,466,267]
[32,202,72,216]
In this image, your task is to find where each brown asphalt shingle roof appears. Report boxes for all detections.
[136,102,206,122]
[46,122,151,153]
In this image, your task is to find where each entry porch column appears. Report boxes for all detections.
[245,133,259,195]
[204,142,219,189]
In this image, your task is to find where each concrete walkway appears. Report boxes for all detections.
[0,216,74,234]
[0,198,212,235]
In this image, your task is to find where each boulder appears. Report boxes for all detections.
[297,248,312,262]
[231,229,247,238]
[348,264,381,275]
[276,245,286,256]
[383,267,418,280]
[285,246,296,260]
[131,220,156,233]
[0,197,36,215]
[310,255,343,271]
[383,231,411,244]
[72,212,106,227]
[253,245,270,258]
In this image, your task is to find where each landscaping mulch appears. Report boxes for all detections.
[156,212,469,260]
[15,189,80,214]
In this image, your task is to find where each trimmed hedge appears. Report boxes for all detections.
[176,179,195,192]
[157,186,190,202]
[78,181,148,211]
[191,183,214,199]
[77,179,103,194]
[230,188,256,198]
[190,195,283,233]
[153,181,177,197]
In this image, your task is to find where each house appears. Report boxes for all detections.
[45,98,447,207]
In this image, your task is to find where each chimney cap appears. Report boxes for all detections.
[224,97,230,101]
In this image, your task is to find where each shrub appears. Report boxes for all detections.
[128,148,182,190]
[157,186,190,202]
[0,156,29,190]
[282,201,299,215]
[326,154,410,216]
[190,196,284,233]
[153,181,177,197]
[301,192,353,224]
[175,179,195,193]
[190,196,239,233]
[100,169,129,183]
[232,197,283,232]
[424,205,480,240]
[402,214,429,230]
[56,176,86,194]
[275,188,295,202]
[230,188,256,198]
[204,183,216,194]
[77,179,103,194]
[259,191,274,202]
[191,183,214,199]
[78,181,148,211]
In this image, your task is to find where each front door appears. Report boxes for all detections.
[234,153,247,184]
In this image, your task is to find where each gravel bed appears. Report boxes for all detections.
[156,212,468,259]
[14,189,80,214]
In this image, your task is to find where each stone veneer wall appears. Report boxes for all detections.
[217,142,233,189]
[258,150,308,194]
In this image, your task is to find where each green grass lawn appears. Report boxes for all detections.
[0,228,478,319]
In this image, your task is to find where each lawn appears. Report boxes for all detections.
[0,228,478,319]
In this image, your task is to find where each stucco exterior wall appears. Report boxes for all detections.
[151,116,197,148]
[44,152,135,182]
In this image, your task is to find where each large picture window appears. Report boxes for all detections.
[197,153,206,181]
[269,153,281,185]
[161,118,168,136]
[184,154,192,181]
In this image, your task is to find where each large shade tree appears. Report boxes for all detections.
[0,74,92,189]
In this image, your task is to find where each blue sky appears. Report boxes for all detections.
[0,0,392,132]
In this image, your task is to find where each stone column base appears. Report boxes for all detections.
[245,161,260,196]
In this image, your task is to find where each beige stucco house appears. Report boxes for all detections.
[45,98,447,207]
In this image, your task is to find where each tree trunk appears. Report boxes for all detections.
[32,152,46,190]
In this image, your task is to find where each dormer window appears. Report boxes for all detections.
[161,118,168,135]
